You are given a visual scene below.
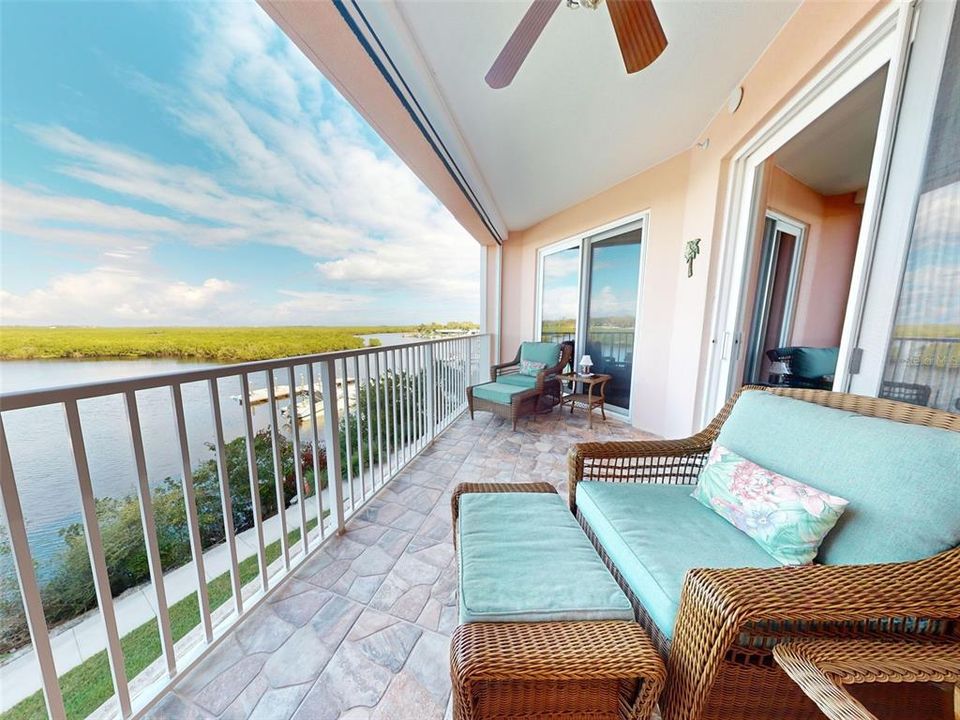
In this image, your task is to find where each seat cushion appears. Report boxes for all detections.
[717,390,960,565]
[577,482,779,640]
[789,347,839,379]
[519,342,561,367]
[472,381,531,405]
[498,373,537,389]
[458,492,634,624]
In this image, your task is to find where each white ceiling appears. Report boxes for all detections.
[357,0,800,232]
[774,66,887,196]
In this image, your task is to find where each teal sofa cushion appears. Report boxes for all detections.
[498,374,537,389]
[577,482,778,640]
[717,390,960,565]
[472,381,531,405]
[520,342,561,367]
[790,347,839,378]
[458,492,633,624]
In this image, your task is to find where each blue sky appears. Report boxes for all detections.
[0,1,480,326]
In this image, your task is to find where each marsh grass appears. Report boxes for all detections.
[0,324,478,362]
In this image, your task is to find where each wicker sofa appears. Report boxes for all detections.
[568,386,960,720]
[466,341,572,430]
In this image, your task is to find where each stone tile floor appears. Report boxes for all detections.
[146,407,655,720]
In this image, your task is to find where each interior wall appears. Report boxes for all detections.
[752,165,863,353]
[794,192,863,346]
[497,0,884,437]
[753,163,863,347]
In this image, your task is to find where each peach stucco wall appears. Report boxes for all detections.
[499,0,883,437]
[794,192,862,347]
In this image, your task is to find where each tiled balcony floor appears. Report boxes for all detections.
[146,407,655,720]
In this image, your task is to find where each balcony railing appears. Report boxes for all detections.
[0,334,489,719]
[882,336,960,411]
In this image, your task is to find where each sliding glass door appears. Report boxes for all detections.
[849,0,958,408]
[536,217,644,415]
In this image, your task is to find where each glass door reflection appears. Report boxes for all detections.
[539,245,580,344]
[583,226,642,412]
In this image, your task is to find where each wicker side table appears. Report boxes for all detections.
[773,638,960,720]
[558,372,611,428]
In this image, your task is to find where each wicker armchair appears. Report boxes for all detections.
[568,386,960,720]
[467,342,572,430]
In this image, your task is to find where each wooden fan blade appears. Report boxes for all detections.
[607,0,667,74]
[485,0,562,89]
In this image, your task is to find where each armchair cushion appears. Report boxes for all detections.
[519,341,561,367]
[497,374,537,389]
[789,346,839,379]
[458,492,633,624]
[577,482,778,640]
[472,381,532,405]
[717,391,960,565]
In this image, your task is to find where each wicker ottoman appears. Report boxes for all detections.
[450,482,665,720]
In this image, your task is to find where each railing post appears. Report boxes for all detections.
[0,418,67,720]
[425,343,436,441]
[124,390,176,677]
[319,359,345,534]
[64,400,132,717]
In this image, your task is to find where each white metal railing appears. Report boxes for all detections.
[0,334,490,719]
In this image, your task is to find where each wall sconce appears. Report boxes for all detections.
[683,238,701,278]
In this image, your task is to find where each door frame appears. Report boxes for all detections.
[700,1,915,425]
[535,209,650,421]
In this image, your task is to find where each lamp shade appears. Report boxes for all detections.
[579,355,593,367]
[769,361,789,375]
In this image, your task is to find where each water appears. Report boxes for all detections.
[0,333,414,575]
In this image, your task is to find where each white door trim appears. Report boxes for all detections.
[700,1,913,425]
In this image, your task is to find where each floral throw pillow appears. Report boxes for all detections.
[691,444,848,565]
[519,359,547,376]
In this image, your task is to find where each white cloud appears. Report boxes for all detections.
[0,266,236,325]
[1,1,480,324]
[590,285,635,317]
[0,264,372,326]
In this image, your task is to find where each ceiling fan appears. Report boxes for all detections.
[485,0,667,89]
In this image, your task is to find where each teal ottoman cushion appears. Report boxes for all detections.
[790,347,839,378]
[458,492,633,624]
[717,390,960,565]
[577,482,778,640]
[520,342,561,367]
[472,381,530,405]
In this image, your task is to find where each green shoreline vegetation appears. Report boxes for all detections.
[0,323,479,362]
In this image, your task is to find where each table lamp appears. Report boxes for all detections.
[579,354,593,375]
[769,360,789,384]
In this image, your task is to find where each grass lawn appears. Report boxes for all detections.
[2,517,322,720]
[0,324,478,362]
